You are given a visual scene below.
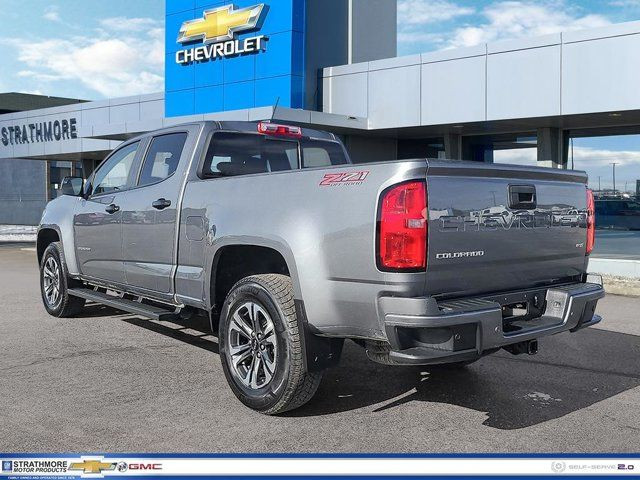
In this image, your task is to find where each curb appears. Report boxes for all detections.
[0,226,38,244]
[589,257,640,279]
[0,235,37,243]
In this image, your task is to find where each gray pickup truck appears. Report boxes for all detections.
[38,121,604,414]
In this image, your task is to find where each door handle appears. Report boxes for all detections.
[152,198,172,210]
[105,204,120,214]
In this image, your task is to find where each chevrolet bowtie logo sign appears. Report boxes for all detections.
[175,3,268,65]
[178,4,265,45]
[68,460,117,474]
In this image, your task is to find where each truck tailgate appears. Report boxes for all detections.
[425,161,590,298]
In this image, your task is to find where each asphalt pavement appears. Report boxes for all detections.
[593,230,640,260]
[0,244,639,453]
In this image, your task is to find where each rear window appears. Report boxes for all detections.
[202,133,298,178]
[201,133,349,178]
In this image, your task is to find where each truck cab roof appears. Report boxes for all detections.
[128,120,338,143]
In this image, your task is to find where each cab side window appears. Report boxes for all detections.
[138,133,188,187]
[301,139,348,168]
[92,142,140,196]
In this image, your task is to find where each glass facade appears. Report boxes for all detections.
[48,161,75,200]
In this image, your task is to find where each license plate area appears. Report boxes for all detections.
[483,288,548,335]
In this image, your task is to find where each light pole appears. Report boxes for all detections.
[610,162,619,194]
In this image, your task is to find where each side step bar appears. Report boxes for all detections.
[68,288,179,321]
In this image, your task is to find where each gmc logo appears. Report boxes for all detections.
[130,464,162,470]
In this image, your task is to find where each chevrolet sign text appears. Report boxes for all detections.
[176,35,267,65]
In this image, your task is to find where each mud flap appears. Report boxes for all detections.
[294,300,344,372]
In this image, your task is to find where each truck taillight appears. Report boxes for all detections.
[257,121,302,138]
[377,181,427,271]
[586,188,595,255]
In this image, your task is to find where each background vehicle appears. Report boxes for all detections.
[595,198,640,230]
[37,121,604,414]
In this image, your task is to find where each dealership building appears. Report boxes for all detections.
[2,0,640,224]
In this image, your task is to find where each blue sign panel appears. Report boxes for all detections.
[165,0,305,117]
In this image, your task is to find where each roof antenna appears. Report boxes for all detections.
[270,96,280,123]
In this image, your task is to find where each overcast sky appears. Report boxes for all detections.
[0,0,639,190]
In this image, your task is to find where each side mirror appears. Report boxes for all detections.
[59,176,84,197]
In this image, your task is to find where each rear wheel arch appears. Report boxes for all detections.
[209,244,295,318]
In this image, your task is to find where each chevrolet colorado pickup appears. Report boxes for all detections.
[38,121,604,414]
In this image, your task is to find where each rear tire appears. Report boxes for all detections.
[40,242,85,317]
[219,274,322,415]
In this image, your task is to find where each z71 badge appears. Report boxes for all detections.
[320,171,369,186]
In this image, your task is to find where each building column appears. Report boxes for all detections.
[44,160,51,202]
[82,159,96,179]
[458,136,494,163]
[483,147,494,163]
[537,128,569,169]
[344,135,398,163]
[444,133,462,160]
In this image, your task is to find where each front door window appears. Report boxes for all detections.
[92,142,139,196]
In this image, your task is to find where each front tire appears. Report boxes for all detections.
[219,274,322,415]
[40,242,85,317]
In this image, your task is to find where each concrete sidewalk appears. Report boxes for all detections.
[0,225,37,243]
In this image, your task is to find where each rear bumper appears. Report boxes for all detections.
[379,278,605,365]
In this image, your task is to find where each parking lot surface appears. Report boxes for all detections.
[1,244,639,453]
[593,230,640,260]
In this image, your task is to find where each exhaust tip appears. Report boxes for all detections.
[527,339,538,355]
